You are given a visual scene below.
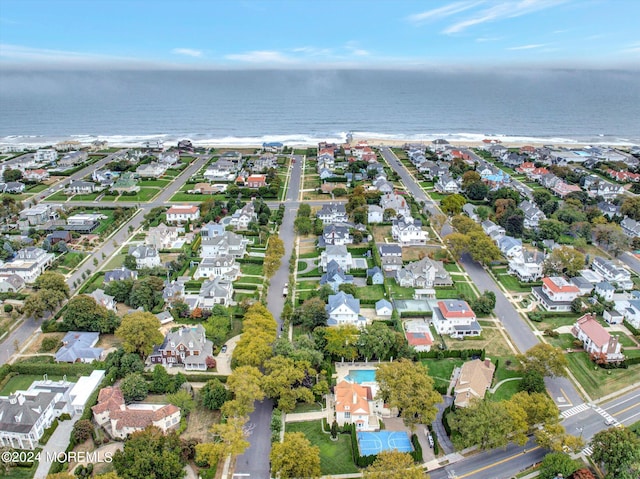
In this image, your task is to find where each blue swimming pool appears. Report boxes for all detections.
[346,369,376,384]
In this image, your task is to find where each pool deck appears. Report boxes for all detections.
[334,361,383,383]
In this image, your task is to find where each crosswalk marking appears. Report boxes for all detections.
[560,403,590,418]
[582,446,593,456]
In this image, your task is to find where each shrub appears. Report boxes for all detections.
[73,419,94,443]
[3,304,13,313]
[39,336,61,353]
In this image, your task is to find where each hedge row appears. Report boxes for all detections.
[416,348,485,360]
[400,311,433,318]
[624,320,640,336]
[349,424,377,468]
[141,371,228,383]
[237,257,264,265]
[410,433,423,462]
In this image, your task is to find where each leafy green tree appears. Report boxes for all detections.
[104,280,134,303]
[337,283,358,297]
[466,181,489,200]
[451,214,482,234]
[115,312,163,358]
[538,219,565,241]
[123,254,137,270]
[450,399,517,450]
[293,297,328,329]
[441,194,466,215]
[591,427,640,479]
[195,417,250,466]
[24,289,66,319]
[538,452,581,479]
[62,294,120,333]
[119,352,145,376]
[297,203,311,217]
[470,291,496,316]
[444,232,471,259]
[72,419,94,443]
[376,359,442,431]
[113,427,185,479]
[294,216,313,235]
[224,366,264,418]
[167,389,195,416]
[128,275,164,311]
[270,432,321,479]
[34,271,70,298]
[3,168,23,182]
[201,379,229,410]
[516,343,568,378]
[357,322,396,360]
[468,231,502,265]
[150,365,172,394]
[120,373,149,403]
[262,356,315,412]
[461,170,481,190]
[323,325,359,360]
[543,246,585,277]
[363,450,424,479]
[518,368,546,394]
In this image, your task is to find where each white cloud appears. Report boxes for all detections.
[407,1,484,24]
[444,0,568,34]
[475,36,502,42]
[344,41,370,57]
[620,42,640,54]
[172,48,202,58]
[225,50,294,63]
[507,43,548,50]
[291,46,333,56]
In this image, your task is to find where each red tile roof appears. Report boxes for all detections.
[542,277,580,294]
[574,314,610,348]
[438,300,476,318]
[406,332,433,347]
[167,205,199,214]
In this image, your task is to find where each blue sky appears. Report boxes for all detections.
[1,0,638,69]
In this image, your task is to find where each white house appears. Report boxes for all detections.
[193,255,239,281]
[34,149,58,164]
[520,200,546,228]
[380,193,411,217]
[334,381,378,431]
[316,203,348,224]
[89,289,116,311]
[435,174,460,194]
[201,230,248,259]
[508,250,545,282]
[595,281,615,301]
[375,299,393,317]
[433,300,482,338]
[572,314,624,362]
[320,245,353,272]
[395,256,452,288]
[166,205,200,224]
[128,245,161,269]
[497,236,523,259]
[591,256,633,290]
[391,215,428,246]
[229,202,257,230]
[136,162,167,178]
[0,247,55,283]
[326,291,365,327]
[532,277,581,312]
[367,205,384,224]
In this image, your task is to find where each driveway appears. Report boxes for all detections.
[215,334,241,376]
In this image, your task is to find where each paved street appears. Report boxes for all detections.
[232,155,303,479]
[620,251,640,276]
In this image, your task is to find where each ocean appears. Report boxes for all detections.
[0,69,639,147]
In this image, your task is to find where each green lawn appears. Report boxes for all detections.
[356,285,385,301]
[299,251,321,259]
[70,192,102,201]
[387,281,415,300]
[0,461,39,478]
[531,313,583,331]
[297,280,320,290]
[444,262,462,273]
[299,267,320,278]
[240,263,264,276]
[103,252,127,270]
[234,276,263,284]
[435,288,460,299]
[139,179,171,187]
[45,192,70,201]
[54,252,86,274]
[496,273,533,293]
[429,192,447,201]
[25,183,50,193]
[455,281,478,299]
[0,374,79,396]
[547,333,577,350]
[422,359,464,387]
[489,379,522,402]
[285,421,358,475]
[116,187,160,202]
[566,352,640,399]
[170,192,207,202]
[611,332,637,348]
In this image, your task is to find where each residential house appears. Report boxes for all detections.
[194,255,239,281]
[595,281,615,301]
[320,245,353,272]
[149,325,214,370]
[128,245,161,269]
[111,172,140,193]
[516,162,536,175]
[229,202,257,230]
[320,260,354,292]
[372,177,394,193]
[1,182,25,193]
[570,276,594,296]
[607,169,640,183]
[591,256,633,290]
[58,151,88,167]
[104,267,137,282]
[462,203,479,222]
[320,224,352,247]
[326,291,365,327]
[497,236,523,258]
[552,181,582,198]
[92,387,181,439]
[539,173,561,189]
[189,183,217,195]
[621,217,640,238]
[136,162,167,178]
[23,169,49,182]
[379,192,411,218]
[220,151,243,163]
[481,220,505,241]
[435,174,460,194]
[262,142,284,153]
[67,213,106,227]
[166,205,200,224]
[378,243,403,273]
[334,381,377,431]
[366,266,384,285]
[483,171,511,189]
[163,280,185,302]
[603,309,624,325]
[0,247,54,283]
[19,204,61,227]
[532,277,582,312]
[597,201,621,219]
[572,314,624,362]
[201,230,248,259]
[433,300,482,338]
[146,223,180,250]
[316,203,348,224]
[67,180,96,195]
[46,230,72,245]
[0,274,25,293]
[204,159,238,181]
[375,299,393,317]
[391,215,428,246]
[430,139,450,153]
[396,256,452,288]
[508,250,545,282]
[367,205,384,224]
[244,174,267,188]
[158,151,180,166]
[55,331,103,363]
[454,359,496,408]
[34,149,57,164]
[89,289,116,311]
[501,152,526,168]
[196,277,233,308]
[0,378,76,449]
[519,200,545,228]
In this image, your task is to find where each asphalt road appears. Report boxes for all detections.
[0,154,211,365]
[379,147,454,237]
[232,155,303,479]
[620,251,640,276]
